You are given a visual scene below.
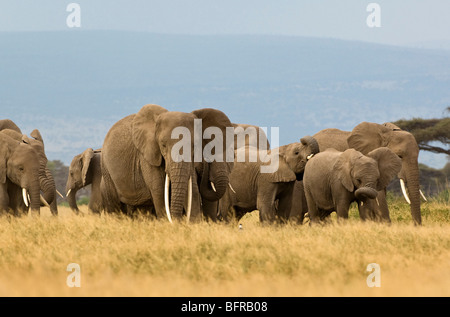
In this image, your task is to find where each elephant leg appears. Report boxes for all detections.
[100,170,122,213]
[276,184,294,224]
[289,181,308,224]
[256,185,277,223]
[335,199,351,223]
[0,183,10,214]
[304,187,321,225]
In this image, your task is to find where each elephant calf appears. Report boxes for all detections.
[66,148,103,214]
[303,147,401,224]
[219,136,319,223]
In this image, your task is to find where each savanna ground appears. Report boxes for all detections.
[0,192,449,297]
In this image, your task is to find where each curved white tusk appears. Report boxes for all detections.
[186,176,192,223]
[40,195,51,208]
[307,154,314,160]
[228,183,236,194]
[400,179,411,204]
[376,197,380,207]
[420,189,428,202]
[66,189,71,198]
[22,188,29,207]
[164,173,173,224]
[56,190,64,199]
[361,201,364,206]
[210,182,216,192]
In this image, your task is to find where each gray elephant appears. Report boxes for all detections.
[303,147,401,224]
[66,148,102,214]
[291,121,424,225]
[0,127,58,215]
[219,136,319,223]
[101,104,234,222]
[0,132,45,215]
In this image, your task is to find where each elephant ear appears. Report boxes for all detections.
[132,104,168,166]
[81,148,95,186]
[367,147,402,190]
[0,139,10,183]
[334,149,360,192]
[30,129,44,143]
[267,153,296,183]
[347,122,390,155]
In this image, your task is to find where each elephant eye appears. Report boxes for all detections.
[294,151,299,155]
[19,166,24,172]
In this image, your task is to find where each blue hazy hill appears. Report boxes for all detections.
[0,31,449,167]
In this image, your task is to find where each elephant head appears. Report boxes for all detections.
[334,148,401,202]
[0,134,42,213]
[66,148,95,214]
[1,128,57,214]
[278,136,320,181]
[191,108,234,204]
[347,121,422,225]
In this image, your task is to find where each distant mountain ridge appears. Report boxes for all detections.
[1,31,449,167]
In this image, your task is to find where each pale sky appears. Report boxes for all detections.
[1,0,450,48]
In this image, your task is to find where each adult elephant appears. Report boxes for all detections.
[101,104,234,222]
[219,137,319,223]
[66,148,102,214]
[0,128,58,215]
[0,132,44,215]
[301,121,423,225]
[303,147,401,224]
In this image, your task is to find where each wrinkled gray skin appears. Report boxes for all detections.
[66,148,103,214]
[219,136,319,224]
[0,124,58,215]
[101,104,234,222]
[303,148,401,224]
[0,133,42,215]
[291,122,423,225]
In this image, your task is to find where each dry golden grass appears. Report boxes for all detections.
[0,199,449,297]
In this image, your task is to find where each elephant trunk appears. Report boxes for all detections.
[39,166,56,206]
[355,186,378,200]
[401,160,422,225]
[167,162,191,220]
[199,162,229,201]
[66,187,80,214]
[301,135,320,157]
[27,178,41,213]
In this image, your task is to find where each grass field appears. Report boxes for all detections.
[0,195,449,297]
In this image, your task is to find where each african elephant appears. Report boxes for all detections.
[291,122,424,225]
[66,148,102,214]
[303,147,402,224]
[0,127,58,215]
[219,136,319,223]
[312,122,423,225]
[101,104,234,222]
[0,132,44,215]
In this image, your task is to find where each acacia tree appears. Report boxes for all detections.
[393,107,450,156]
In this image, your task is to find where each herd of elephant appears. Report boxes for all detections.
[0,104,424,225]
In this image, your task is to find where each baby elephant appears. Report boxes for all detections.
[303,147,401,223]
[66,148,102,214]
[219,136,319,224]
